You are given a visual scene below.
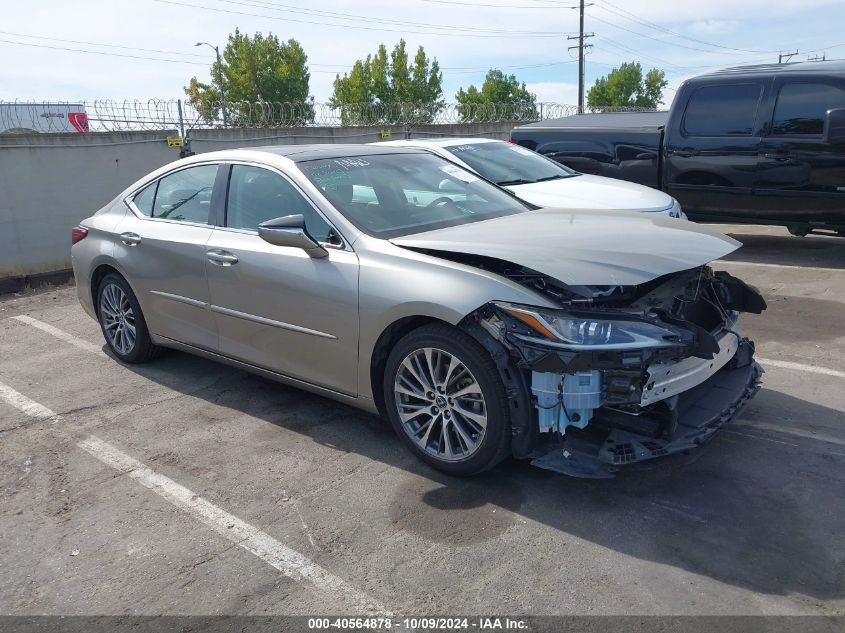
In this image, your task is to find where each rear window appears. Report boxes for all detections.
[683,84,762,136]
[133,182,157,216]
[771,82,845,136]
[445,142,577,186]
[151,165,218,224]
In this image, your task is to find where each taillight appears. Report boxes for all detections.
[68,112,89,133]
[71,226,88,245]
[509,137,516,144]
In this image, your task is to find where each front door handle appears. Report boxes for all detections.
[120,232,141,246]
[670,147,699,158]
[206,250,239,266]
[763,151,790,161]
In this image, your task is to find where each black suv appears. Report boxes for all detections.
[512,61,845,236]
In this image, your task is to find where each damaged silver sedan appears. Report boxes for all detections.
[71,145,766,478]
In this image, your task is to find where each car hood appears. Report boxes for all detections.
[390,208,740,286]
[507,174,674,212]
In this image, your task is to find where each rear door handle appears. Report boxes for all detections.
[120,232,141,246]
[763,151,790,161]
[206,250,239,266]
[671,148,698,158]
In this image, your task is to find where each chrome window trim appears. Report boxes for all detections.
[123,161,223,225]
[215,160,353,252]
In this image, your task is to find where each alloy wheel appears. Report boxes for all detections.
[393,347,488,462]
[99,282,137,355]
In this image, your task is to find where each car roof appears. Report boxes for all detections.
[693,59,845,80]
[376,137,501,148]
[243,143,429,161]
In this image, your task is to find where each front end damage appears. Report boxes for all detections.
[464,264,767,478]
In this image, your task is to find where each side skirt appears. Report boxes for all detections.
[151,335,378,415]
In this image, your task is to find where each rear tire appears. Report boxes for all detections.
[96,273,162,363]
[383,323,511,476]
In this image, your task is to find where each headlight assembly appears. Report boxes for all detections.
[494,302,682,350]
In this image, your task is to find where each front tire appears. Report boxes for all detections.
[383,323,511,476]
[96,273,162,363]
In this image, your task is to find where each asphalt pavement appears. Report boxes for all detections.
[0,224,843,619]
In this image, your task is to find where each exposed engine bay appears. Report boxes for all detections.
[455,256,768,478]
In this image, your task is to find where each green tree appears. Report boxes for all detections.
[455,69,538,122]
[185,29,314,126]
[329,40,444,124]
[586,62,668,111]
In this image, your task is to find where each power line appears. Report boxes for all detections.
[152,0,571,37]
[0,38,209,65]
[587,13,754,55]
[592,39,686,72]
[419,0,577,8]
[0,29,580,77]
[0,30,209,58]
[0,37,346,72]
[224,0,567,34]
[594,0,779,54]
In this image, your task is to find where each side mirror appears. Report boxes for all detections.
[823,108,845,145]
[258,214,328,258]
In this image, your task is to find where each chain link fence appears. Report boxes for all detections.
[0,100,659,134]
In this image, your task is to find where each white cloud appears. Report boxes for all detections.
[0,0,843,103]
[525,82,580,106]
[689,20,741,35]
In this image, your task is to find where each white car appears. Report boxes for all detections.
[0,102,89,134]
[376,137,685,218]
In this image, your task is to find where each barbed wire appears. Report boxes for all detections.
[0,100,660,133]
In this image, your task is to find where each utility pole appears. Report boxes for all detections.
[195,41,229,127]
[567,0,594,114]
[778,50,798,64]
[808,53,827,62]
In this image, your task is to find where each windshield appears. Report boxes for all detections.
[298,153,531,239]
[445,142,578,186]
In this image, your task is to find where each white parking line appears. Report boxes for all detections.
[10,315,104,355]
[0,379,60,422]
[713,260,844,273]
[77,435,389,616]
[757,357,845,379]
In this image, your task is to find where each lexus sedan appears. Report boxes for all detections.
[72,145,765,478]
[375,138,686,218]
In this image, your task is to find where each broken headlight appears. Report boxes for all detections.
[494,302,681,350]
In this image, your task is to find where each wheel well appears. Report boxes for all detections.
[370,315,450,417]
[90,264,122,307]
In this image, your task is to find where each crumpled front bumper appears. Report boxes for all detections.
[531,351,763,479]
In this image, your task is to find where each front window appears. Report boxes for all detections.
[226,164,333,242]
[445,142,578,186]
[771,82,845,136]
[299,153,530,238]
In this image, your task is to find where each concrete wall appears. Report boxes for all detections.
[0,122,514,287]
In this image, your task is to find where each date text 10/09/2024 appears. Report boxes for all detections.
[307,617,529,630]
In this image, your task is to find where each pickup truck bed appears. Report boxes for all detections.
[511,112,667,189]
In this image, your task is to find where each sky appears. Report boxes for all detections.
[2,0,845,108]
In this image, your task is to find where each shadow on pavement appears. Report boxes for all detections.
[719,230,845,269]
[122,354,845,602]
